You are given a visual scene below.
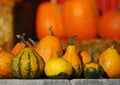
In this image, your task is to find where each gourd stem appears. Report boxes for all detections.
[16,33,29,47]
[69,34,77,45]
[49,26,55,36]
[89,50,94,62]
[56,51,61,58]
[28,38,37,47]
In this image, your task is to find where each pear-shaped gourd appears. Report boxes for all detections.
[62,35,83,78]
[84,51,104,79]
[98,44,120,78]
[36,27,63,63]
[10,34,45,78]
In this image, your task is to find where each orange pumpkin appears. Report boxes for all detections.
[98,10,120,39]
[61,0,97,40]
[36,27,63,63]
[36,0,98,40]
[0,48,14,78]
[36,1,66,40]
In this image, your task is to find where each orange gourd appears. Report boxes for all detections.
[36,27,63,63]
[12,33,32,55]
[62,35,83,78]
[79,50,97,65]
[98,44,120,78]
[0,48,14,78]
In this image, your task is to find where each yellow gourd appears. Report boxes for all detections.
[62,35,83,78]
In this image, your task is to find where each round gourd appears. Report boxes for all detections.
[10,34,45,79]
[45,53,72,79]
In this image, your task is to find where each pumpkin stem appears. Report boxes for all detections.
[56,51,61,58]
[28,38,37,48]
[69,34,77,45]
[49,26,55,36]
[118,3,120,12]
[16,33,29,47]
[89,50,95,62]
[51,0,57,3]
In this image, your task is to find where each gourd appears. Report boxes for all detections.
[62,35,83,78]
[84,51,104,79]
[36,27,63,63]
[10,34,45,78]
[0,48,14,78]
[79,50,97,65]
[98,44,120,78]
[12,33,32,55]
[45,51,72,78]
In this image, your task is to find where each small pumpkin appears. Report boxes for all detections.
[36,27,63,63]
[10,35,45,79]
[0,48,14,78]
[62,35,83,78]
[12,33,32,55]
[98,44,120,78]
[45,51,72,79]
[84,51,104,79]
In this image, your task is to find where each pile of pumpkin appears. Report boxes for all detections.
[36,0,120,41]
[0,28,120,79]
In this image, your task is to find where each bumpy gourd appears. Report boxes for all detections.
[62,35,83,78]
[45,51,72,79]
[84,51,104,79]
[10,34,45,78]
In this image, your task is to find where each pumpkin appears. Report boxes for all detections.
[84,51,104,79]
[98,10,120,39]
[44,52,72,78]
[36,1,66,40]
[98,44,120,78]
[36,27,63,63]
[61,0,97,40]
[0,47,14,78]
[36,0,98,40]
[62,35,83,78]
[79,50,98,65]
[57,0,99,20]
[10,35,45,79]
[12,33,32,55]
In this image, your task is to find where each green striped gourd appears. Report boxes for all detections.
[10,34,45,78]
